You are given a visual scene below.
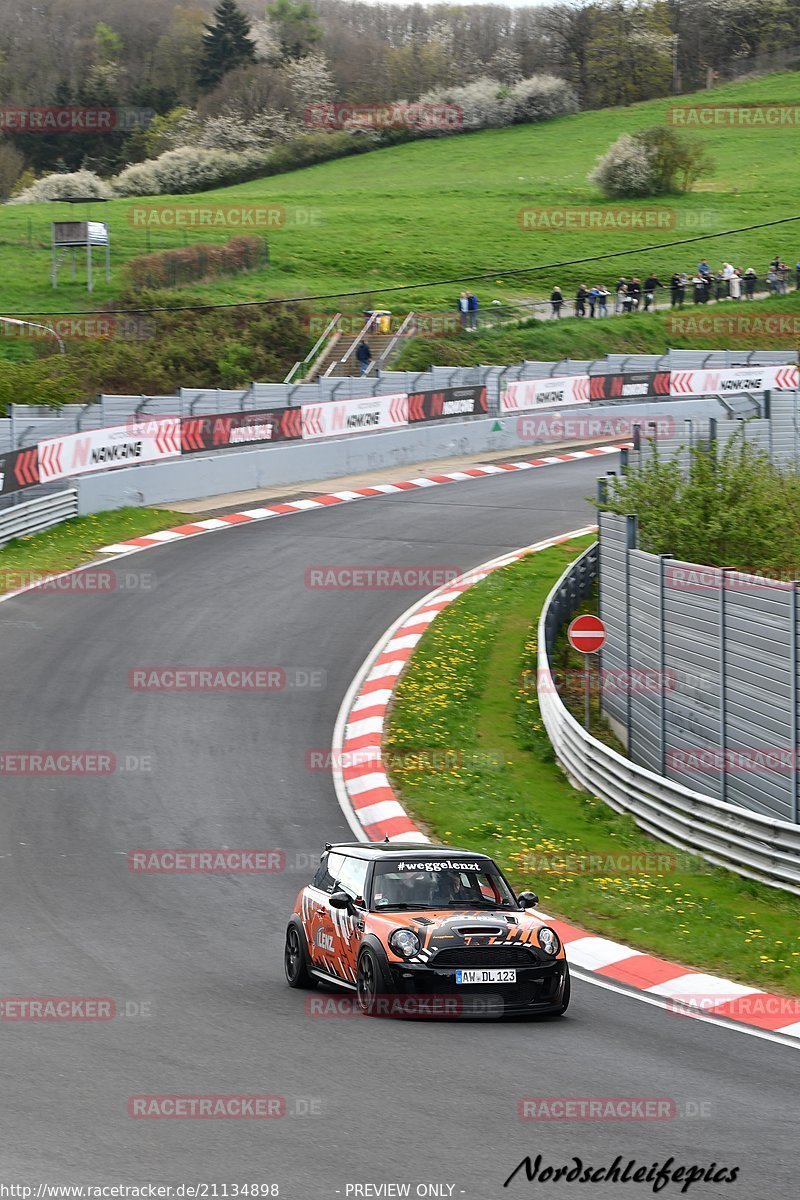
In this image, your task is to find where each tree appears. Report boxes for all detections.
[267,0,321,64]
[198,0,257,92]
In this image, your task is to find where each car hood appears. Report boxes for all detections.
[368,907,554,958]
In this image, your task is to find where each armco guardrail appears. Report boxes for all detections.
[0,489,78,548]
[538,545,800,895]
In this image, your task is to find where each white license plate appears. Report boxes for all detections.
[455,968,517,984]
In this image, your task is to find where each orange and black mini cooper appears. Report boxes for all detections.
[284,841,570,1017]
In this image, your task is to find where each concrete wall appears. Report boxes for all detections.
[76,399,727,514]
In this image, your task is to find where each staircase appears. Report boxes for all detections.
[325,333,396,378]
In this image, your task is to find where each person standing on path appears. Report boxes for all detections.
[744,267,757,298]
[356,339,372,375]
[670,271,685,309]
[550,286,563,318]
[575,284,587,317]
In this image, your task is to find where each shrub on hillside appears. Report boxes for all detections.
[589,127,712,197]
[113,146,272,196]
[420,73,577,133]
[11,169,114,203]
[126,235,266,290]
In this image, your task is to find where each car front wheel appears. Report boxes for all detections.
[284,923,317,989]
[356,948,387,1014]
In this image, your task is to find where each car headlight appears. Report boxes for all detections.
[537,926,560,956]
[389,929,421,959]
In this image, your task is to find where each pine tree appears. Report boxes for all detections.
[198,0,257,92]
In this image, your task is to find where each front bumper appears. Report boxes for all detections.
[383,958,568,1017]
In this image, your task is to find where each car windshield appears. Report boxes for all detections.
[370,858,516,911]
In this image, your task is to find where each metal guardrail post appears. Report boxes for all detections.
[719,569,728,804]
[792,582,800,824]
[624,512,637,749]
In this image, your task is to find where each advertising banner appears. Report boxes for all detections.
[407,385,488,422]
[589,371,671,401]
[37,418,181,483]
[501,375,590,414]
[181,407,301,453]
[0,447,40,495]
[670,364,799,396]
[300,393,408,441]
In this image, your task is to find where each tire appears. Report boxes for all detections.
[284,922,317,989]
[356,948,389,1015]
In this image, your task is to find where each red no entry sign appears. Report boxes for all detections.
[567,614,606,655]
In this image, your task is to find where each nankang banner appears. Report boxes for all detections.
[670,364,799,396]
[180,408,301,453]
[589,371,671,401]
[407,385,488,422]
[500,375,590,414]
[300,393,408,440]
[0,447,40,495]
[37,418,181,483]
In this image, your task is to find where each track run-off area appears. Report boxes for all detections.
[0,452,795,1196]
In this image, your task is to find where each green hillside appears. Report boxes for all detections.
[1,71,800,325]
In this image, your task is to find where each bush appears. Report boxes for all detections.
[589,127,712,197]
[113,146,272,196]
[421,73,577,134]
[126,235,266,290]
[11,169,114,203]
[588,132,658,198]
[602,433,800,573]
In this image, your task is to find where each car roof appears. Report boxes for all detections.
[324,841,494,861]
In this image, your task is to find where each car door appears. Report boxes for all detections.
[328,855,370,985]
[305,851,344,973]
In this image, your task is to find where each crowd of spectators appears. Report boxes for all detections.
[548,256,800,319]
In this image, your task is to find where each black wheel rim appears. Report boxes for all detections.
[357,955,376,1011]
[285,927,301,981]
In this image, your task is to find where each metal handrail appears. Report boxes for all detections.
[364,311,416,376]
[284,312,342,384]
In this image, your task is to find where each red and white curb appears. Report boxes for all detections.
[331,534,800,1045]
[98,445,626,554]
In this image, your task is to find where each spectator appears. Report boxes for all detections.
[670,270,685,309]
[796,260,800,291]
[766,268,779,295]
[614,277,627,314]
[596,285,609,317]
[698,259,711,278]
[692,273,709,304]
[458,291,469,328]
[467,291,479,330]
[587,286,599,317]
[620,284,633,314]
[550,286,564,318]
[576,284,588,317]
[642,273,663,311]
[777,261,788,294]
[729,270,742,301]
[356,339,372,375]
[628,277,642,311]
[713,270,727,302]
[744,267,757,299]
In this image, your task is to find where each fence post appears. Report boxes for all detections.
[659,555,672,776]
[792,582,799,823]
[624,513,638,748]
[719,568,728,804]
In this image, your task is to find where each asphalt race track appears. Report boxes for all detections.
[0,455,795,1197]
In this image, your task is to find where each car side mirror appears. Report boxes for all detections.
[518,891,539,909]
[329,891,351,910]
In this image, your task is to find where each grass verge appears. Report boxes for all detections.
[0,507,186,594]
[385,537,800,994]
